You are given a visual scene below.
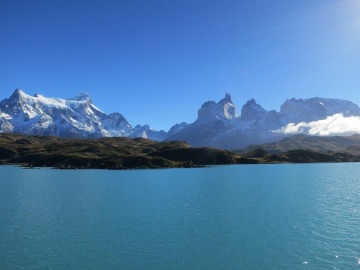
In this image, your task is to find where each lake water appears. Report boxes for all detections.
[0,164,360,270]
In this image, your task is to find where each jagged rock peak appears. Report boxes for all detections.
[134,124,150,129]
[197,93,239,121]
[9,88,26,99]
[242,98,264,110]
[131,124,167,141]
[280,97,360,123]
[246,98,256,104]
[167,122,189,137]
[73,92,91,101]
[14,88,24,94]
[106,112,129,125]
[218,93,233,104]
[0,89,135,139]
[240,99,267,122]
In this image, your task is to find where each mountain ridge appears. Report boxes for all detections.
[1,133,360,169]
[2,89,360,149]
[0,89,165,140]
[166,93,360,149]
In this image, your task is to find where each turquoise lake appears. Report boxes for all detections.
[0,164,360,269]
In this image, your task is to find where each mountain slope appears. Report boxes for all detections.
[280,97,360,123]
[0,89,130,138]
[0,89,167,140]
[2,89,360,149]
[241,133,360,154]
[2,133,360,169]
[167,94,360,149]
[0,133,251,169]
[165,94,250,149]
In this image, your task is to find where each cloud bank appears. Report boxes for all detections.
[277,114,360,136]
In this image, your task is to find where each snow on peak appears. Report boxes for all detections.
[197,93,239,122]
[3,89,360,148]
[280,97,360,123]
[0,89,132,139]
[167,122,189,137]
[218,93,233,104]
[14,88,25,95]
[73,92,91,101]
[131,124,166,141]
[9,88,28,101]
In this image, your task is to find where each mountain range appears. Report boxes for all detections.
[1,89,360,149]
[0,89,165,140]
[164,93,360,148]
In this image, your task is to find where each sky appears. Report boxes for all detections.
[1,0,360,131]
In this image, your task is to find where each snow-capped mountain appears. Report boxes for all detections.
[197,93,239,123]
[0,89,133,138]
[165,94,360,149]
[0,89,168,140]
[2,89,360,149]
[166,94,250,149]
[280,97,360,123]
[0,112,13,133]
[130,125,167,141]
[166,122,189,138]
[239,99,284,131]
[165,94,284,149]
[166,94,285,149]
[101,112,133,137]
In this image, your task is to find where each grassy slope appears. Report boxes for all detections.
[1,133,360,169]
[240,134,360,154]
[239,134,360,163]
[0,133,252,169]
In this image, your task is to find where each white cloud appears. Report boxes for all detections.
[276,113,360,136]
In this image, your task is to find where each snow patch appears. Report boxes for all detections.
[0,89,133,138]
[0,112,12,120]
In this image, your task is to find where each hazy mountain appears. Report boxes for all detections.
[130,125,167,141]
[165,94,250,149]
[166,122,189,137]
[280,97,360,123]
[166,94,360,149]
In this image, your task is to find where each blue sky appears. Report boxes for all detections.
[1,0,360,130]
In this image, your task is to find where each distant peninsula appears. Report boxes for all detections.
[0,133,255,169]
[1,133,360,170]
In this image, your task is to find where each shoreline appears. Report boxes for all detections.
[1,133,360,170]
